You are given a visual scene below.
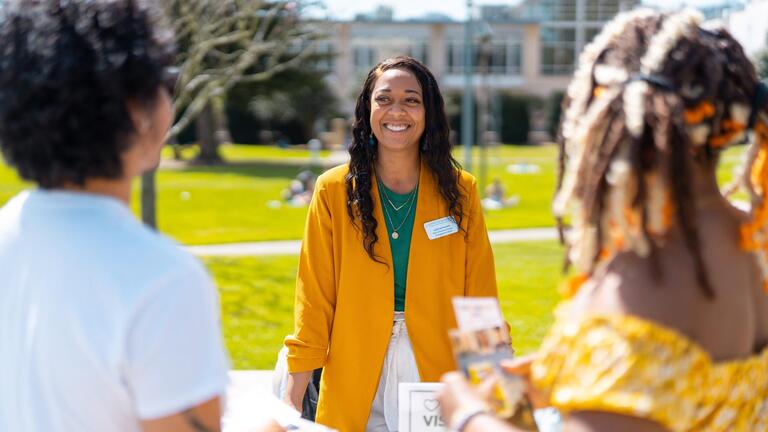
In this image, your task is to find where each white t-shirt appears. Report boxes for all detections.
[0,190,230,431]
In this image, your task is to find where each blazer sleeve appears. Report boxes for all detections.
[284,180,336,373]
[463,176,498,297]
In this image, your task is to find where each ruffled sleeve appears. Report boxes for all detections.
[531,313,768,431]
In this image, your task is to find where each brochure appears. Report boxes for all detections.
[449,297,538,430]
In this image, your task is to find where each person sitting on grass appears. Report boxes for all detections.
[439,8,768,432]
[282,170,317,207]
[0,1,250,431]
[482,177,519,210]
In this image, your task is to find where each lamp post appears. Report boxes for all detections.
[461,0,474,171]
[477,32,492,196]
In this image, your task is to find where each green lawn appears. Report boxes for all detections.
[206,240,566,370]
[162,143,333,162]
[0,161,26,205]
[461,145,559,231]
[0,143,748,244]
[136,164,326,244]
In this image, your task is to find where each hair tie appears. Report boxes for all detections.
[626,73,676,92]
[748,81,768,130]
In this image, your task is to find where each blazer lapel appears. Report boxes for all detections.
[371,171,395,272]
[405,160,443,294]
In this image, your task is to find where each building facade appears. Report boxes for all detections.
[704,0,767,57]
[320,0,639,114]
[516,0,638,74]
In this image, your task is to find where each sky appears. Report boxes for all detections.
[317,0,742,21]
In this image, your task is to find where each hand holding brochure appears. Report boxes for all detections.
[449,297,538,430]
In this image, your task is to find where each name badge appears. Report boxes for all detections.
[424,216,459,240]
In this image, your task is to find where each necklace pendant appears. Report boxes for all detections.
[392,232,399,240]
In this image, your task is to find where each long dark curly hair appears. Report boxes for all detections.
[346,56,464,262]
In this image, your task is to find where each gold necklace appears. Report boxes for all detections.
[381,183,418,212]
[378,180,418,240]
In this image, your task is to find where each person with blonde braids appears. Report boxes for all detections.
[438,8,768,432]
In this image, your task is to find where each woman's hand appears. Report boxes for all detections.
[281,371,312,414]
[500,354,547,409]
[437,372,495,426]
[439,372,536,432]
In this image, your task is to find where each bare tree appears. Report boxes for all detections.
[162,0,323,163]
[140,0,325,227]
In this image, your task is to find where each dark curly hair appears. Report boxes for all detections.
[346,56,464,262]
[0,0,175,188]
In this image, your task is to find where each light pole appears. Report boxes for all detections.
[478,33,492,196]
[461,0,474,171]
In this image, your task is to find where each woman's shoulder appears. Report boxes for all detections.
[532,305,768,431]
[456,168,477,191]
[315,164,350,192]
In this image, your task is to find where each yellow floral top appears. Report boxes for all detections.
[531,310,768,431]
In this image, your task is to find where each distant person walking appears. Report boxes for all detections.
[0,1,232,431]
[282,56,499,431]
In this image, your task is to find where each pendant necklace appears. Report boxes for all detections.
[383,186,417,212]
[378,180,418,240]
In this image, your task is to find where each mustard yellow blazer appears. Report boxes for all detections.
[285,162,498,431]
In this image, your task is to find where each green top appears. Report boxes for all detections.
[377,180,418,312]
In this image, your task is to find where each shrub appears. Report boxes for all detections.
[499,93,534,144]
[546,91,566,139]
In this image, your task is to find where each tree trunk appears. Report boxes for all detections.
[140,169,157,229]
[168,134,183,161]
[195,102,222,164]
[213,97,233,146]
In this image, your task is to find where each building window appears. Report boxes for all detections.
[537,0,577,21]
[353,46,376,73]
[447,38,522,75]
[540,27,576,75]
[508,44,522,74]
[585,26,602,44]
[314,42,335,73]
[447,42,461,74]
[406,43,429,66]
[542,45,575,74]
[586,0,621,21]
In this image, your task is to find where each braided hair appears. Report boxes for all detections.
[554,9,768,297]
[346,56,463,262]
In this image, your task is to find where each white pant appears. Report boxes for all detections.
[366,312,421,432]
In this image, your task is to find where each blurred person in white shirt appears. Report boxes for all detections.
[0,1,262,431]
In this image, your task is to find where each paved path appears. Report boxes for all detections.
[186,227,559,257]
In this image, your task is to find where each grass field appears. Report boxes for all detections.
[0,143,753,371]
[162,143,333,161]
[206,240,566,370]
[0,143,748,244]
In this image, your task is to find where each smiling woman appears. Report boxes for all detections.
[370,68,427,157]
[281,56,500,431]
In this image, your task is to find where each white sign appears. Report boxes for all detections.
[398,383,447,432]
[452,297,505,332]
